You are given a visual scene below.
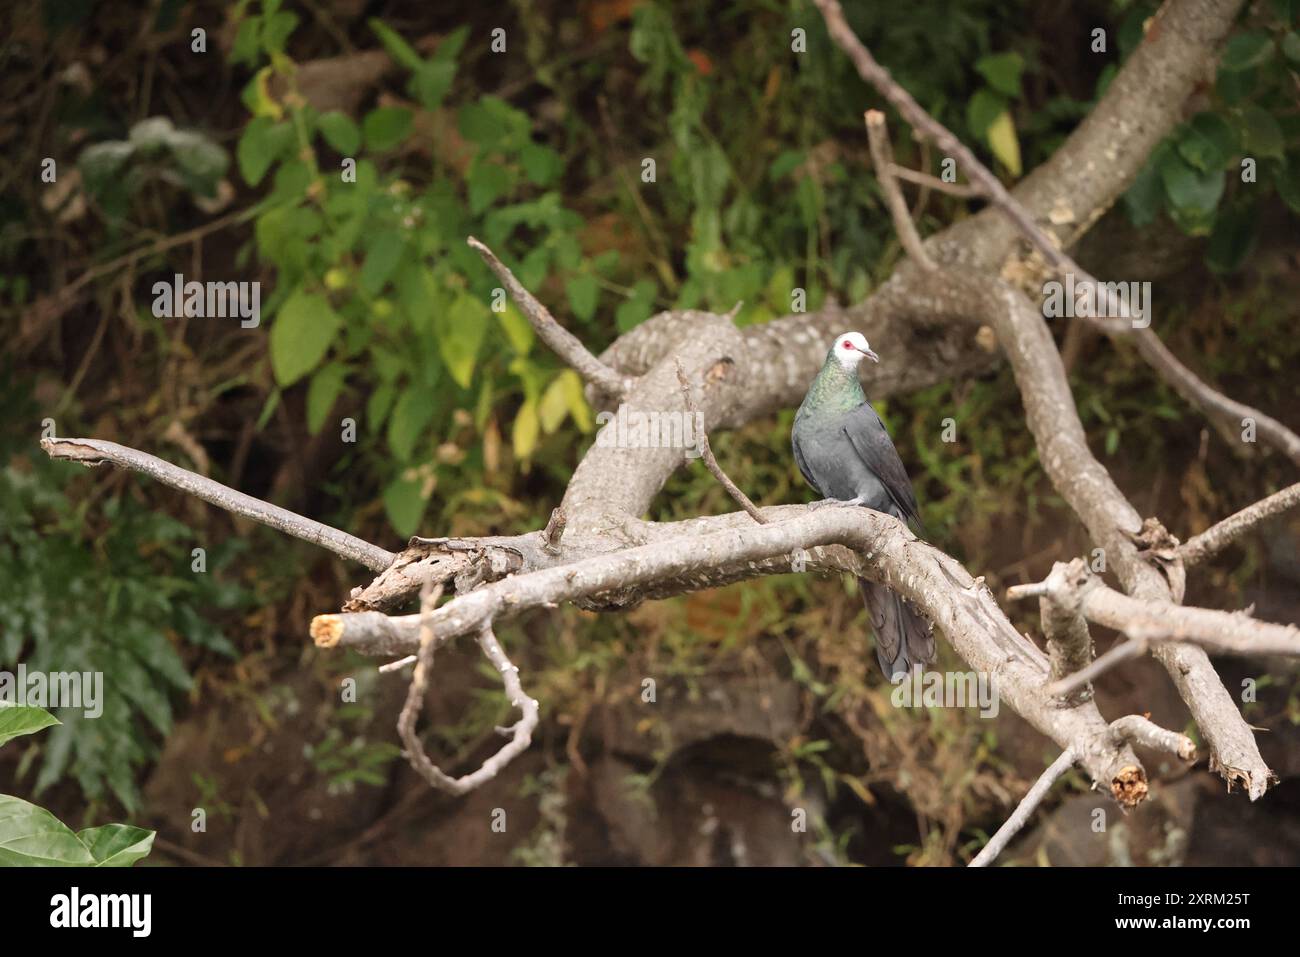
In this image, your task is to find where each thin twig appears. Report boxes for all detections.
[1179,482,1300,566]
[865,110,934,269]
[969,748,1075,867]
[41,437,395,571]
[888,163,981,198]
[396,579,540,796]
[467,236,630,398]
[1047,639,1148,699]
[673,359,767,524]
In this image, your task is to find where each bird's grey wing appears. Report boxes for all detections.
[791,429,823,497]
[841,404,921,526]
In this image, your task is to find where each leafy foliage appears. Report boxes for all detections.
[0,387,247,810]
[0,707,153,866]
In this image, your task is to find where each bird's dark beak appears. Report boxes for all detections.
[861,346,880,363]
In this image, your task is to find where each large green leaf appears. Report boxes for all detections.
[237,117,292,186]
[1220,32,1274,72]
[382,475,429,538]
[974,52,1024,97]
[1159,149,1225,214]
[270,289,342,387]
[436,294,489,389]
[0,795,153,867]
[0,705,59,748]
[306,363,347,435]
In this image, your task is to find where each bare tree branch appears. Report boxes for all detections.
[865,110,934,270]
[1016,559,1096,706]
[969,748,1075,868]
[970,712,1196,867]
[816,0,1300,468]
[887,163,980,198]
[1008,561,1300,697]
[674,359,767,524]
[1179,482,1300,566]
[41,437,396,571]
[395,582,538,796]
[468,236,631,398]
[1110,714,1197,762]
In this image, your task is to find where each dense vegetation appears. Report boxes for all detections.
[2,0,1298,865]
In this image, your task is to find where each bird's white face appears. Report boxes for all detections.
[831,331,880,369]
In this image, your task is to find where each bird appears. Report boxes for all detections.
[791,331,934,680]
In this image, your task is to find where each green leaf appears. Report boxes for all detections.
[1275,159,1300,213]
[1159,150,1225,214]
[520,142,563,186]
[1237,104,1285,159]
[387,385,436,461]
[538,374,570,433]
[360,231,405,296]
[167,130,229,197]
[0,706,59,748]
[368,18,423,70]
[438,295,489,389]
[261,10,299,53]
[1220,32,1274,71]
[0,795,153,866]
[615,280,657,332]
[566,274,599,322]
[457,98,530,151]
[497,305,535,354]
[306,363,347,434]
[468,160,512,214]
[986,110,1022,177]
[1282,32,1300,63]
[974,52,1024,98]
[237,117,293,186]
[558,369,593,432]
[412,61,456,111]
[966,88,1004,139]
[78,141,134,195]
[270,290,342,387]
[382,475,429,537]
[1206,203,1258,274]
[363,107,413,152]
[1177,113,1236,172]
[513,397,541,460]
[317,111,360,154]
[76,824,157,867]
[1124,150,1166,227]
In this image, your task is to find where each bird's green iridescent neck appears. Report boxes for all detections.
[803,351,867,415]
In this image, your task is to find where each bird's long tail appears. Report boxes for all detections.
[859,578,935,680]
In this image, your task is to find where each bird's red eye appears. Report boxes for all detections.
[842,341,853,350]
